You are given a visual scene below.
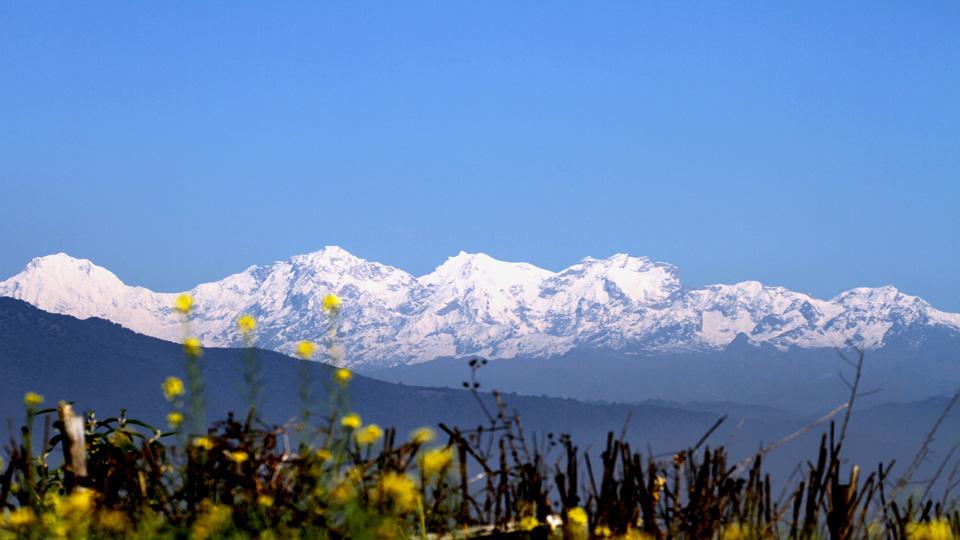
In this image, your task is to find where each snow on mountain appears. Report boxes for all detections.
[2,247,959,367]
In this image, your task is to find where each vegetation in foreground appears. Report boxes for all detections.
[2,293,959,539]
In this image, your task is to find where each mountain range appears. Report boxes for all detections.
[2,247,959,367]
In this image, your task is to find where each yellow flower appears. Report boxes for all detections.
[341,413,361,430]
[354,424,383,446]
[192,502,232,540]
[183,337,203,357]
[174,293,194,314]
[334,368,352,386]
[372,472,419,513]
[315,448,333,462]
[236,314,257,335]
[257,494,274,508]
[596,524,613,538]
[419,446,454,478]
[519,516,540,531]
[62,488,95,516]
[296,340,316,360]
[162,376,185,400]
[23,391,44,407]
[722,523,750,540]
[329,482,356,505]
[193,436,214,450]
[322,293,341,313]
[166,411,184,428]
[5,507,36,527]
[410,427,435,445]
[906,519,954,540]
[567,507,588,527]
[225,450,249,464]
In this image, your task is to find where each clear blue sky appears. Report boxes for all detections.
[1,2,958,309]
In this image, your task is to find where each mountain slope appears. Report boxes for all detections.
[2,297,959,489]
[2,248,959,367]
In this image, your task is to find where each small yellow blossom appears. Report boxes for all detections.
[329,482,356,505]
[296,340,316,360]
[371,472,419,513]
[410,427,435,445]
[322,293,341,313]
[167,411,184,428]
[162,376,185,400]
[193,436,214,450]
[355,424,383,446]
[237,314,257,334]
[23,391,44,407]
[341,413,361,430]
[225,450,249,464]
[192,502,232,540]
[420,446,454,478]
[174,293,194,314]
[257,494,274,508]
[315,448,333,462]
[567,507,588,527]
[906,519,954,540]
[722,523,751,540]
[519,516,540,531]
[596,524,613,538]
[5,507,36,527]
[334,368,352,386]
[183,337,203,357]
[62,488,95,516]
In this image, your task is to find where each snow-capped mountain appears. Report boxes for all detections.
[2,247,959,367]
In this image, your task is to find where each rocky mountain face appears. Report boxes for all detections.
[2,247,958,367]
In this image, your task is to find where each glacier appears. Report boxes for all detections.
[2,246,959,367]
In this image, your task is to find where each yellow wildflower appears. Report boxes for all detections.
[906,519,954,540]
[183,337,202,357]
[167,411,184,428]
[62,488,95,516]
[519,515,540,531]
[567,507,588,527]
[322,293,341,313]
[722,523,751,540]
[296,340,316,360]
[596,524,613,537]
[420,446,454,478]
[341,413,361,430]
[162,376,185,400]
[372,472,419,513]
[329,482,356,505]
[174,293,194,314]
[315,448,333,462]
[354,424,383,446]
[5,507,36,527]
[334,368,352,386]
[192,502,232,540]
[345,466,365,483]
[193,436,214,450]
[237,314,257,334]
[410,427,435,445]
[23,391,44,407]
[225,450,249,464]
[257,494,274,508]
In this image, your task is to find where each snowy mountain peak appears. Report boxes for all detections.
[2,249,958,367]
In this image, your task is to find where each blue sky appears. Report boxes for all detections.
[1,2,958,309]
